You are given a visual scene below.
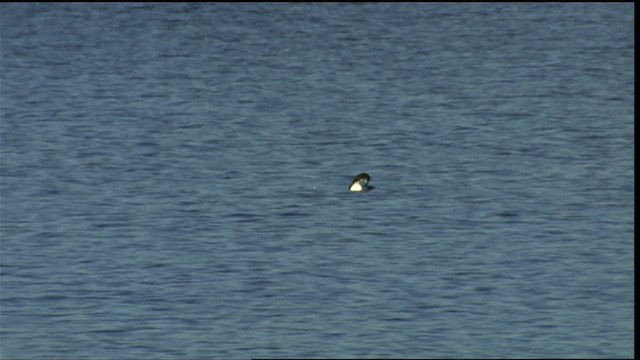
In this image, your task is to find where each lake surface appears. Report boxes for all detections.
[0,3,634,359]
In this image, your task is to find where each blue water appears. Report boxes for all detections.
[0,3,634,359]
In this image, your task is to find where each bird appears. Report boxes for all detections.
[349,173,372,192]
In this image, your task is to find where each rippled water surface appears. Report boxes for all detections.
[0,3,634,358]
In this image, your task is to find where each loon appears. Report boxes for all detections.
[349,173,372,192]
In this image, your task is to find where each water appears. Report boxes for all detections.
[0,3,633,358]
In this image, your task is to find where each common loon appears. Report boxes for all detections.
[349,173,372,192]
